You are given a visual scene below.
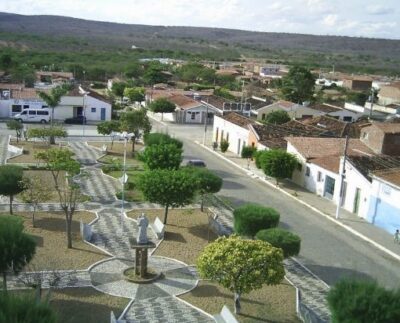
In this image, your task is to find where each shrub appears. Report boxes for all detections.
[220,139,229,153]
[255,150,268,169]
[327,279,400,323]
[234,203,280,237]
[143,133,183,149]
[256,228,301,258]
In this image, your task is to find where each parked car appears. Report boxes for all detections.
[186,159,207,167]
[13,108,50,123]
[65,116,87,124]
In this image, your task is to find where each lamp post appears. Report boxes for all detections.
[82,93,87,137]
[120,132,134,230]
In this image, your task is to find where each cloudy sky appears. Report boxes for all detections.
[1,0,398,39]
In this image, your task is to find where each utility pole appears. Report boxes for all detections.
[369,87,375,119]
[335,135,349,219]
[203,99,209,145]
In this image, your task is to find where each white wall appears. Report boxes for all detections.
[327,108,363,122]
[84,96,111,121]
[213,115,249,155]
[257,105,324,121]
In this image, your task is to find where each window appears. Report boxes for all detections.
[42,105,48,109]
[23,105,29,110]
[91,107,96,113]
[1,90,10,99]
[343,116,353,122]
[305,166,310,177]
[191,112,195,120]
[262,113,266,120]
[12,105,22,113]
[28,110,36,115]
[21,111,27,115]
[317,171,322,182]
[37,110,49,115]
[382,184,391,196]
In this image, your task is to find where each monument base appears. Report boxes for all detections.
[123,267,162,284]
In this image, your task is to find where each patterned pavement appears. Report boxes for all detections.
[0,135,9,165]
[69,141,103,165]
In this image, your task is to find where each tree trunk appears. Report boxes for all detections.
[201,195,204,212]
[234,292,241,314]
[66,215,72,249]
[131,139,135,153]
[49,107,55,145]
[2,272,7,292]
[163,205,169,225]
[9,195,13,215]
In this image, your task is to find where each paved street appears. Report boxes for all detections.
[161,121,400,289]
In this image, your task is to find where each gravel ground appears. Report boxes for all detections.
[15,211,109,270]
[127,208,218,265]
[180,280,300,323]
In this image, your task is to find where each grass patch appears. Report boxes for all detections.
[90,141,144,167]
[3,211,109,270]
[12,287,129,323]
[180,280,299,322]
[128,208,218,265]
[8,140,68,164]
[110,169,145,202]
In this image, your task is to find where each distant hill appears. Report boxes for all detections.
[1,12,400,74]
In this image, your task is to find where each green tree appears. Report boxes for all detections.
[256,228,301,258]
[124,61,143,79]
[97,120,121,148]
[111,82,127,99]
[214,87,236,100]
[123,87,145,103]
[0,165,24,214]
[35,148,81,249]
[346,91,369,106]
[143,62,170,85]
[280,65,315,103]
[327,279,400,323]
[120,109,151,152]
[143,132,183,149]
[258,149,299,185]
[0,216,36,291]
[264,110,291,125]
[27,127,67,145]
[11,64,35,87]
[0,293,56,323]
[234,203,280,237]
[137,169,196,224]
[241,146,256,169]
[197,235,285,314]
[186,167,223,211]
[6,120,23,143]
[149,98,176,121]
[38,85,69,144]
[20,176,52,227]
[220,139,229,153]
[0,53,13,71]
[140,143,183,170]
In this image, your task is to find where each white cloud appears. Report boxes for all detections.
[366,5,393,15]
[322,14,338,26]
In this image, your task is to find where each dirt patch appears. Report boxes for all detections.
[9,141,68,164]
[8,211,109,270]
[180,280,299,322]
[89,141,144,167]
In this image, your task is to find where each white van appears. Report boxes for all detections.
[13,109,50,123]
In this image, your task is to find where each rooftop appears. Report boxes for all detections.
[369,122,400,134]
[220,112,255,128]
[348,155,400,182]
[372,168,400,188]
[308,103,342,113]
[167,94,201,110]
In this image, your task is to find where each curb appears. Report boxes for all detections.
[195,141,400,263]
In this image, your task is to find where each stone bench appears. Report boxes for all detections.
[213,305,238,323]
[150,217,165,239]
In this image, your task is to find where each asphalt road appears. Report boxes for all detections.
[166,123,400,289]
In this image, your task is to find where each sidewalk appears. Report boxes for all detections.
[198,143,400,263]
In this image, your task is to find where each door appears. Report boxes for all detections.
[101,108,106,121]
[76,106,83,117]
[353,188,361,214]
[324,176,335,200]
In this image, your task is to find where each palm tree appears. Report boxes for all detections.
[38,85,69,144]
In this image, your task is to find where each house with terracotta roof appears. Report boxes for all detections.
[342,76,373,92]
[256,100,324,121]
[360,123,400,155]
[377,82,400,106]
[368,168,400,234]
[287,137,374,204]
[35,71,74,89]
[308,103,362,122]
[213,112,255,154]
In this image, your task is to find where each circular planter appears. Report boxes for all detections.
[123,267,163,284]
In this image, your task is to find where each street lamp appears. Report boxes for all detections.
[120,131,134,231]
[82,92,88,137]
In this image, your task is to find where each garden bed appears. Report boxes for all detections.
[9,140,68,164]
[11,211,109,270]
[89,141,144,167]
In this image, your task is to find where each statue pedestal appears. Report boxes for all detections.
[129,239,156,279]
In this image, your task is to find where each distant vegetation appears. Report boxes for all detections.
[1,12,400,77]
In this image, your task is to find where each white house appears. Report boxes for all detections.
[287,137,374,204]
[367,168,400,234]
[213,113,255,155]
[256,100,324,121]
[308,103,362,122]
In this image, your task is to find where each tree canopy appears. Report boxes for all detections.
[264,110,291,125]
[123,87,145,103]
[256,228,301,258]
[0,165,24,214]
[256,149,299,184]
[140,143,183,170]
[137,169,196,224]
[280,66,315,103]
[0,216,36,291]
[149,98,176,120]
[120,109,151,152]
[197,235,285,314]
[6,120,23,143]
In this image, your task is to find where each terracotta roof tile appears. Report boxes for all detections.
[372,168,400,188]
[221,112,255,128]
[167,94,201,110]
[308,103,341,113]
[370,122,400,134]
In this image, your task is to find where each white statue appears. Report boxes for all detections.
[137,213,149,244]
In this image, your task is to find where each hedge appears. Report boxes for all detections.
[143,133,183,149]
[234,203,280,237]
[256,228,301,258]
